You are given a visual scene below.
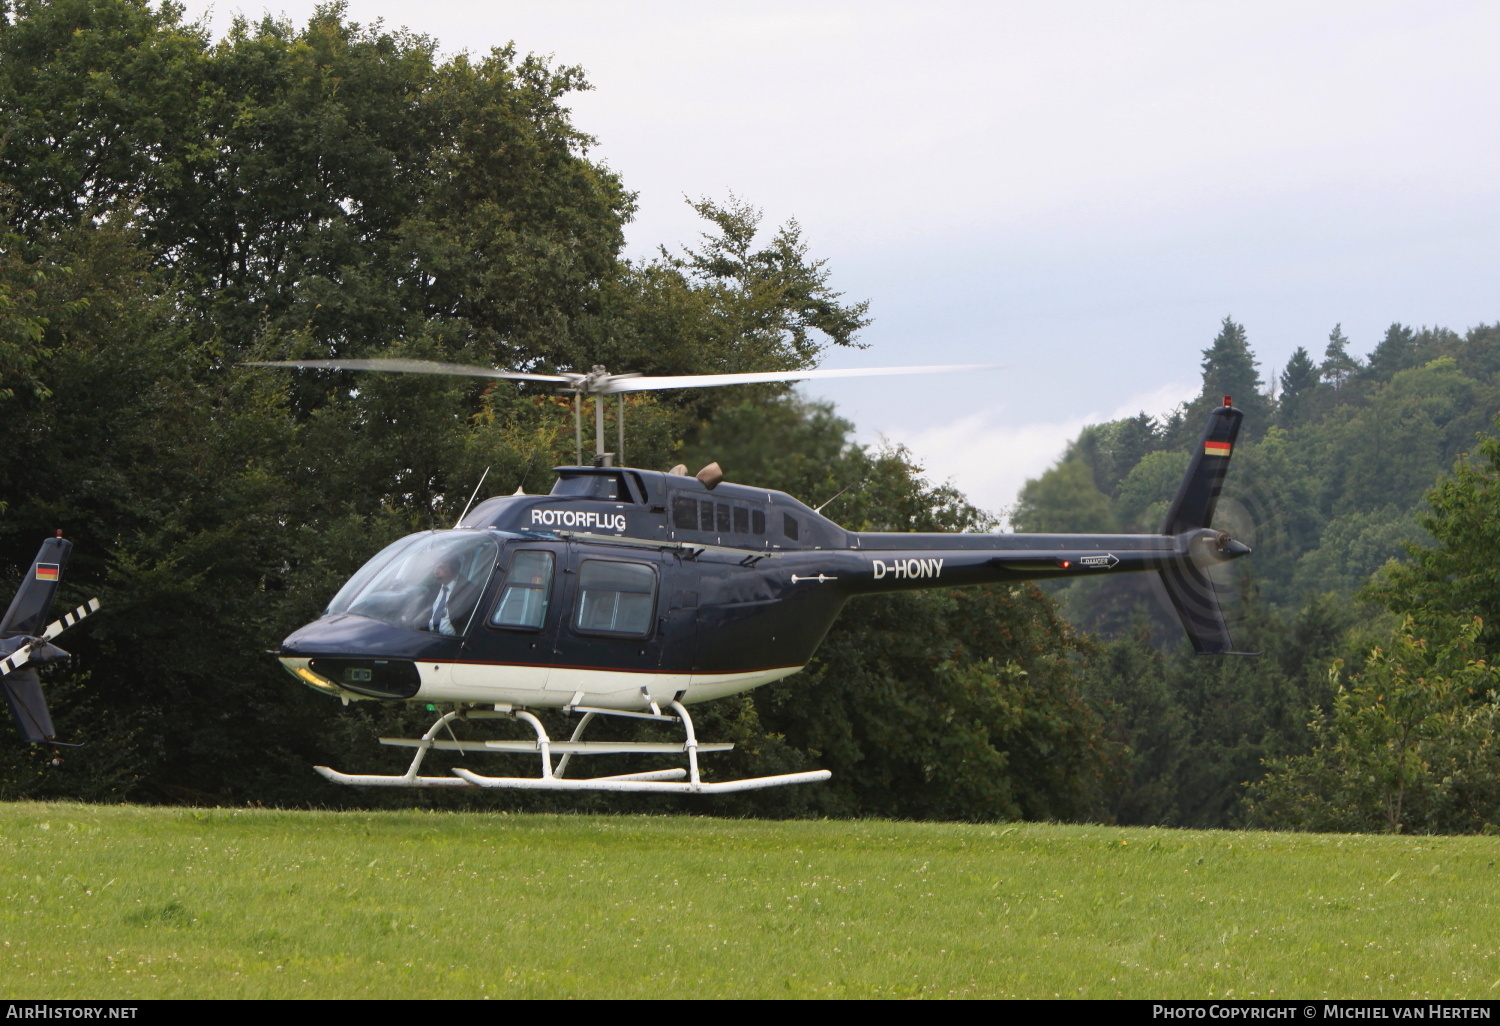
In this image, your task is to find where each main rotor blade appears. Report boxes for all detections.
[602,364,996,393]
[243,359,574,384]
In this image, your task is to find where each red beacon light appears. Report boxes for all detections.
[1055,558,1072,569]
[1224,395,1232,407]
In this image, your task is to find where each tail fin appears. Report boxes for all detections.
[1,535,72,637]
[1161,400,1242,534]
[1158,401,1249,655]
[2,535,73,742]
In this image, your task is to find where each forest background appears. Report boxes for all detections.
[3,0,1498,834]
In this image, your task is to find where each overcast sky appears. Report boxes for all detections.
[183,1,1500,518]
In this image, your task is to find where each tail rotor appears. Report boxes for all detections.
[1156,400,1256,654]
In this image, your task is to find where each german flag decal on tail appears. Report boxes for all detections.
[1204,441,1232,457]
[34,564,59,582]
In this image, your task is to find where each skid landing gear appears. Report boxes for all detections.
[314,700,831,794]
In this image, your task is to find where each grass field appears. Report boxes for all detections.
[2,802,1498,999]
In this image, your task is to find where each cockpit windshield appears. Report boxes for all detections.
[325,532,500,635]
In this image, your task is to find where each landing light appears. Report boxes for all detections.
[293,666,340,696]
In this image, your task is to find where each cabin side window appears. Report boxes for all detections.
[668,491,769,540]
[489,550,554,630]
[783,513,800,541]
[671,496,697,529]
[574,560,657,637]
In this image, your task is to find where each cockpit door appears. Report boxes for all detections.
[545,544,668,703]
[452,545,561,701]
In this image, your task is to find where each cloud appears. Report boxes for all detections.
[865,381,1193,526]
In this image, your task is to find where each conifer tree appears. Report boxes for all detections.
[1188,316,1270,435]
[1320,323,1360,391]
[1277,346,1318,427]
[1365,323,1422,381]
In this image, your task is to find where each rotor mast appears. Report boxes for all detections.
[576,365,634,467]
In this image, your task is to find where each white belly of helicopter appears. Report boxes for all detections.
[424,662,803,708]
[291,659,804,709]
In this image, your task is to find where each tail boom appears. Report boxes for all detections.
[836,402,1250,651]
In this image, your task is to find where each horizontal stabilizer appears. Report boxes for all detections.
[0,639,69,676]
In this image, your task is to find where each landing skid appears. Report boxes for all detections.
[313,700,831,794]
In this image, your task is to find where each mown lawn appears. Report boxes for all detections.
[2,802,1497,999]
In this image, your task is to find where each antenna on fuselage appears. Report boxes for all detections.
[512,449,538,496]
[814,477,863,515]
[452,466,491,528]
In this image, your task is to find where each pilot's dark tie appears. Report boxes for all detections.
[430,584,450,633]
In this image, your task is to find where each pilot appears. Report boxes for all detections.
[420,557,481,635]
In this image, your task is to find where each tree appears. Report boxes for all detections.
[1277,347,1318,428]
[1083,623,1190,825]
[1319,323,1360,391]
[1011,460,1116,534]
[1454,323,1500,381]
[1068,413,1159,499]
[0,218,62,406]
[1183,317,1270,439]
[2,0,635,376]
[1321,358,1487,516]
[1364,323,1423,383]
[1248,617,1500,834]
[1370,418,1500,658]
[610,196,870,402]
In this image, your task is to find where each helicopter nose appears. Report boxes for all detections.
[275,614,433,700]
[278,653,422,699]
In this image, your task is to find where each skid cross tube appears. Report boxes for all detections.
[552,710,596,779]
[313,702,831,793]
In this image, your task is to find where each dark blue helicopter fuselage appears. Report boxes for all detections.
[279,405,1246,713]
[279,435,1242,714]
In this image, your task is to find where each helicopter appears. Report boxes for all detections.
[253,359,1250,794]
[1,531,102,753]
